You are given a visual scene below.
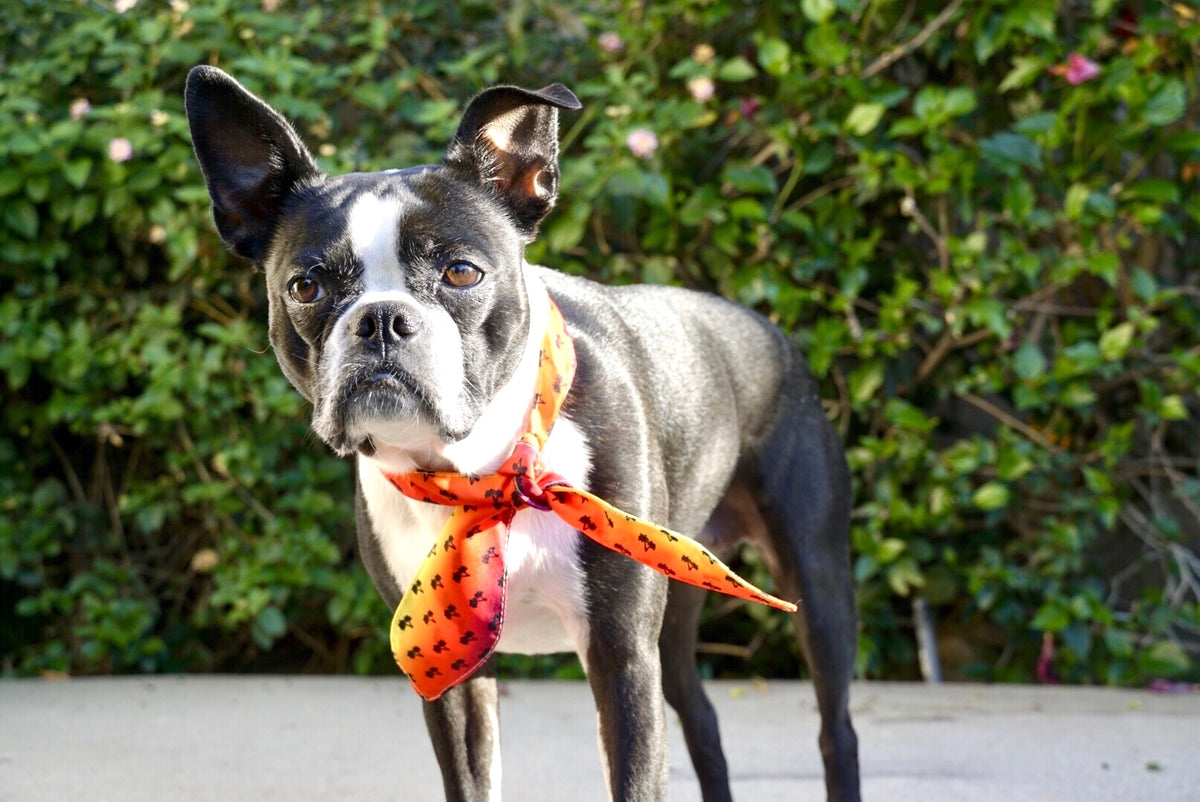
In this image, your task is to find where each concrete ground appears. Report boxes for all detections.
[2,676,1197,801]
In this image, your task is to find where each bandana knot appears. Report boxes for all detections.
[382,299,796,701]
[503,436,562,511]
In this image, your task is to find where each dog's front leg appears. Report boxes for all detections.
[422,672,502,802]
[585,568,670,801]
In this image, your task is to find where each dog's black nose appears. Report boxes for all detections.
[354,303,419,345]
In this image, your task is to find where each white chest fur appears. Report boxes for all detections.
[356,414,593,658]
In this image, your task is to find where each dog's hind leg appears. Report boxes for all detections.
[660,581,733,802]
[752,392,862,802]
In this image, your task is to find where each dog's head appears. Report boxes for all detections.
[184,67,580,468]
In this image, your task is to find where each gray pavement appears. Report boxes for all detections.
[1,676,1197,801]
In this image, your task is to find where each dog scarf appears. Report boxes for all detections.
[382,299,797,700]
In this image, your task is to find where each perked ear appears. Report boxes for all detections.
[444,84,582,239]
[184,66,322,262]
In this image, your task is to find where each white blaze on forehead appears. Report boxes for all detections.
[347,192,405,292]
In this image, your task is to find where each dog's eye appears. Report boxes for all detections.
[288,276,326,304]
[442,262,483,289]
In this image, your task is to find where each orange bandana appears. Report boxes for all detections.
[383,299,797,700]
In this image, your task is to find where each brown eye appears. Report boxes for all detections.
[442,262,483,288]
[288,275,326,303]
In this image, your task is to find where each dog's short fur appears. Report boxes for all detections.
[185,66,861,802]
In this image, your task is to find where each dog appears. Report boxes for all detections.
[185,65,861,802]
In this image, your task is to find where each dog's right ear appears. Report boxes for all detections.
[184,66,321,262]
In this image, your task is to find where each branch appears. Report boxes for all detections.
[914,327,993,385]
[900,193,949,273]
[863,0,967,79]
[956,392,1061,453]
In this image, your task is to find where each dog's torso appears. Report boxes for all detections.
[354,263,812,664]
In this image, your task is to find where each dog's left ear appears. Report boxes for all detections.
[444,84,581,239]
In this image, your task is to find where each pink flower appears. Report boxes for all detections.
[1035,632,1059,684]
[687,76,715,103]
[108,137,134,163]
[625,128,658,159]
[69,98,92,120]
[598,32,624,54]
[1050,53,1100,85]
[1066,54,1100,84]
[739,97,762,120]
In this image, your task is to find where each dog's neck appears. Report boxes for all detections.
[361,266,550,477]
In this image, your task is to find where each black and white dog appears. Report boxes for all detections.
[185,65,860,802]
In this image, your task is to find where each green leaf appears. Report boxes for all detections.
[1031,602,1070,632]
[800,0,835,24]
[848,363,884,406]
[717,56,757,82]
[1009,3,1056,39]
[1098,321,1135,361]
[1131,269,1157,301]
[965,297,1012,339]
[885,558,924,597]
[1060,622,1093,660]
[888,117,924,137]
[999,56,1045,92]
[1137,640,1190,677]
[972,481,1010,510]
[885,398,938,432]
[71,194,98,231]
[876,538,906,563]
[980,132,1043,175]
[1013,341,1047,379]
[757,37,791,76]
[942,87,977,118]
[1103,628,1134,659]
[4,199,38,239]
[1083,466,1113,494]
[721,164,778,195]
[803,24,849,67]
[606,168,670,207]
[1119,179,1180,204]
[253,605,288,647]
[844,102,886,136]
[62,159,92,189]
[8,131,40,156]
[913,86,942,122]
[0,169,21,196]
[996,448,1035,482]
[1061,382,1098,407]
[26,176,50,203]
[1159,395,1188,421]
[1064,183,1089,220]
[1142,79,1186,127]
[1013,111,1058,134]
[802,142,835,175]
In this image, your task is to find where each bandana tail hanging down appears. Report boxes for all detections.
[384,300,798,701]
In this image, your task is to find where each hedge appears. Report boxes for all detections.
[2,0,1198,685]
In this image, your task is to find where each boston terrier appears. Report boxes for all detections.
[184,65,860,802]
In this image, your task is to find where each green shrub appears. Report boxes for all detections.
[2,0,1197,684]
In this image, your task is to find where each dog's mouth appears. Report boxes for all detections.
[346,363,415,397]
[317,362,472,458]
